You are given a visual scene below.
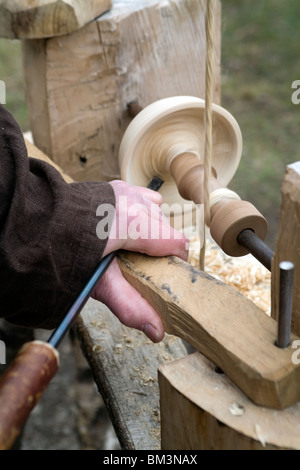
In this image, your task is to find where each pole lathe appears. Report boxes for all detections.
[119,95,268,259]
[119,95,294,348]
[0,97,294,449]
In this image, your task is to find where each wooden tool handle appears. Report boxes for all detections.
[0,340,59,450]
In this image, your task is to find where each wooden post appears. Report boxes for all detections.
[271,162,300,336]
[22,0,221,183]
[157,163,300,450]
[159,353,300,450]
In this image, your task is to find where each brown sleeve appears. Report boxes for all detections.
[0,104,115,329]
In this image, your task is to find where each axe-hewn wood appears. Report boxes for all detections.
[117,251,300,410]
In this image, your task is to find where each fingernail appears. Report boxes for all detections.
[142,324,160,343]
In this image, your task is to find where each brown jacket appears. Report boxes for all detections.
[0,104,115,329]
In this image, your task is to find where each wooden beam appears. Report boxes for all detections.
[22,0,221,183]
[0,0,112,39]
[159,353,300,450]
[117,251,300,409]
[272,162,300,336]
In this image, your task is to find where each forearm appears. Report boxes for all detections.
[0,104,115,329]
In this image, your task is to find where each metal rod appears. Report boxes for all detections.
[48,252,115,348]
[277,261,294,348]
[48,176,164,349]
[237,228,274,271]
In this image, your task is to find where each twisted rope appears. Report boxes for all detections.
[200,0,215,271]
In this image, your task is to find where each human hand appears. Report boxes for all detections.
[92,180,189,343]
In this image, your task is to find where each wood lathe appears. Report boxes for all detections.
[0,96,298,450]
[117,96,298,409]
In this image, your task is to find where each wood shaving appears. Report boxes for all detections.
[113,343,123,353]
[255,424,267,447]
[122,335,133,343]
[139,373,157,387]
[229,402,245,416]
[188,235,271,315]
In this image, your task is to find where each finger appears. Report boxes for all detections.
[109,180,163,205]
[124,208,190,261]
[92,259,165,343]
[133,185,163,205]
[129,233,189,261]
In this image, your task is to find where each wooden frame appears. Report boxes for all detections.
[22,0,221,183]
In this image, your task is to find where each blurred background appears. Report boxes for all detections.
[221,0,300,250]
[1,0,300,249]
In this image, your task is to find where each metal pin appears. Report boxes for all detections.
[237,229,274,271]
[277,261,295,348]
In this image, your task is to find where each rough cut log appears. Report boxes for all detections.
[117,251,300,410]
[272,162,300,336]
[22,0,221,183]
[159,353,300,450]
[75,299,188,450]
[0,0,112,39]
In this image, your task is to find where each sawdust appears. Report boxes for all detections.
[188,235,271,316]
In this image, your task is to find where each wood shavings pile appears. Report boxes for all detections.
[187,234,271,316]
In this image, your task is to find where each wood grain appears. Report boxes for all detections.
[75,299,188,450]
[159,353,300,450]
[117,251,300,409]
[22,0,221,183]
[272,162,300,336]
[0,341,59,450]
[0,0,112,39]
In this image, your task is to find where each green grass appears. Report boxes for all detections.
[0,38,28,131]
[1,1,300,248]
[221,0,300,247]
